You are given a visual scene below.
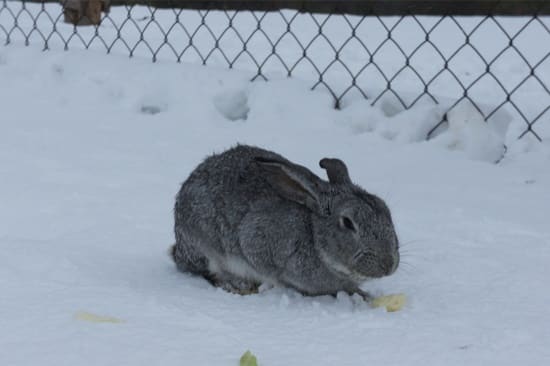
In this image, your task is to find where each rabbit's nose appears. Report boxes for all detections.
[380,254,397,275]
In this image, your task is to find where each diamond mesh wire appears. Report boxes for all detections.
[1,0,549,141]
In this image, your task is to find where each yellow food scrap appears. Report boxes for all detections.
[370,293,406,312]
[74,311,125,324]
[239,350,258,366]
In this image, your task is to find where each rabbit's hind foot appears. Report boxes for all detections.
[209,273,261,295]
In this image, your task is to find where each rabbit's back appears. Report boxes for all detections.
[177,145,283,216]
[174,145,288,255]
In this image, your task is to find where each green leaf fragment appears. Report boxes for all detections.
[240,350,258,366]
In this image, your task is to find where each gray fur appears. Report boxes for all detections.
[172,145,399,296]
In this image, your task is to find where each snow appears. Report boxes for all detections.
[1,6,550,366]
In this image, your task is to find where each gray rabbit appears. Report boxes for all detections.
[171,145,399,297]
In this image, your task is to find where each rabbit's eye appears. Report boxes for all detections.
[340,216,356,232]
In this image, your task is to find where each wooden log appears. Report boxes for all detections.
[86,0,102,24]
[62,0,109,25]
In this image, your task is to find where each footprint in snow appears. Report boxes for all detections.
[140,105,163,115]
[213,89,250,121]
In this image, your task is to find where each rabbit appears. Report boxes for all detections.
[171,144,399,298]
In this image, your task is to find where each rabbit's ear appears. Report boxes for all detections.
[319,158,351,184]
[254,157,323,212]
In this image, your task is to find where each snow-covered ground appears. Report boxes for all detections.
[1,16,550,366]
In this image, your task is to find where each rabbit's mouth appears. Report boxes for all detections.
[353,250,399,277]
[319,249,370,284]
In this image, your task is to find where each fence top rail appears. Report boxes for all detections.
[22,1,550,16]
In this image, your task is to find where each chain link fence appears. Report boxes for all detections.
[1,0,549,141]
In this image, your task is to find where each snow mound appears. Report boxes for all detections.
[213,88,250,121]
[339,100,509,163]
[433,103,507,163]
